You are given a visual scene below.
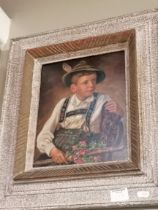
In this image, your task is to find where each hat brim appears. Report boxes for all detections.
[62,69,106,87]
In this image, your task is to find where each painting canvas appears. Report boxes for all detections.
[34,51,128,167]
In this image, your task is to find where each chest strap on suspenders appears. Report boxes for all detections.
[59,93,98,130]
[66,109,87,118]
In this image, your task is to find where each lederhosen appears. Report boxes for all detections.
[53,93,105,163]
[53,93,124,164]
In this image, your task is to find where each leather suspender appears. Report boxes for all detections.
[59,93,98,130]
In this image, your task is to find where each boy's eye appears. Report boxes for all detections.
[81,80,88,85]
[84,81,88,85]
[82,79,96,85]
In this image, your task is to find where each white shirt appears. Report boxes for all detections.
[37,92,111,156]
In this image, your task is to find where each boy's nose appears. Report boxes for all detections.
[88,81,95,88]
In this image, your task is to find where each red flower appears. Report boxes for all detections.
[79,149,86,156]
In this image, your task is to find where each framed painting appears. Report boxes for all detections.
[34,50,128,168]
[0,9,158,210]
[13,29,139,180]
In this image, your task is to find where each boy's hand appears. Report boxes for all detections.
[50,147,68,164]
[105,100,123,116]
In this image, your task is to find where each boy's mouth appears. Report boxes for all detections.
[88,89,94,93]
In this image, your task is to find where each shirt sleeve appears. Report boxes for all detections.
[36,98,65,157]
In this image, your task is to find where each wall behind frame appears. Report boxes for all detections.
[1,0,158,209]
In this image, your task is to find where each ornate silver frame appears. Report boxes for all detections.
[0,9,158,209]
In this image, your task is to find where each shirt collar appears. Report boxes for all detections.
[71,94,94,107]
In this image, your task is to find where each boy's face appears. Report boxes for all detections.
[70,73,97,100]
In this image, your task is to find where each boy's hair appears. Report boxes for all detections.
[71,71,97,84]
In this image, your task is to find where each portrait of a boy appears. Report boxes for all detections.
[35,52,127,166]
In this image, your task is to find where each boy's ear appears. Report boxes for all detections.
[70,84,77,93]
